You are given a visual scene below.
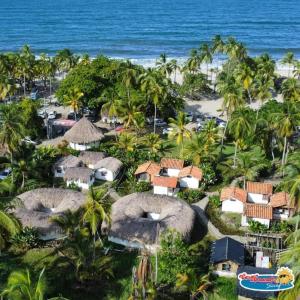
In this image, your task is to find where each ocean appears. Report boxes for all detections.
[0,0,299,64]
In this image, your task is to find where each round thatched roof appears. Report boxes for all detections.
[106,193,195,247]
[14,188,86,239]
[64,117,104,144]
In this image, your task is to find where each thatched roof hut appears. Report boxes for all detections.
[64,167,94,182]
[14,188,86,239]
[64,117,104,144]
[106,192,195,250]
[54,155,82,170]
[94,157,123,174]
[78,151,107,167]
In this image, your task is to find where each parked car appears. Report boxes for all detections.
[53,101,61,107]
[37,110,48,119]
[115,125,124,132]
[186,111,194,122]
[48,111,57,120]
[162,127,173,135]
[30,88,40,100]
[67,112,82,120]
[155,118,167,127]
[0,168,11,180]
[21,136,40,145]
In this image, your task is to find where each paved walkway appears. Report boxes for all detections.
[192,192,248,243]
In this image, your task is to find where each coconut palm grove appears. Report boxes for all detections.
[0,35,300,300]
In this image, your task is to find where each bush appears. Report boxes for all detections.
[67,182,81,191]
[206,203,244,235]
[200,163,217,188]
[208,195,221,208]
[270,221,292,233]
[177,189,205,204]
[248,220,268,233]
[134,181,151,193]
[10,227,41,253]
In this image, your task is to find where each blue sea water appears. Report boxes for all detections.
[0,0,299,63]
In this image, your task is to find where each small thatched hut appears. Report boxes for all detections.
[14,188,86,240]
[64,117,104,150]
[64,167,95,190]
[78,151,107,169]
[94,157,123,181]
[53,155,82,177]
[105,192,195,251]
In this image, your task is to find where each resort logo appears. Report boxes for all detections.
[238,267,294,292]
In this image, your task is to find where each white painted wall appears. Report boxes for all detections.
[179,176,199,189]
[66,177,94,190]
[241,215,270,227]
[154,185,168,195]
[213,270,237,277]
[69,141,99,151]
[95,168,115,181]
[221,199,244,213]
[247,193,269,204]
[54,167,65,178]
[167,168,180,177]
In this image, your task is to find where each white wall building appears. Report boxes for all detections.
[78,151,107,169]
[178,166,203,189]
[53,155,82,178]
[64,167,95,190]
[152,176,178,197]
[241,204,272,228]
[94,157,123,181]
[160,158,184,178]
[220,187,247,214]
[246,182,273,204]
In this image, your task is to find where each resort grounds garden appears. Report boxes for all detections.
[0,35,300,299]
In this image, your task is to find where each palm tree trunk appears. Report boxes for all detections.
[295,215,299,244]
[220,114,229,154]
[23,74,26,96]
[153,104,157,134]
[243,176,246,189]
[281,136,287,176]
[233,142,238,168]
[10,152,13,195]
[21,172,25,189]
[247,88,252,103]
[93,234,96,263]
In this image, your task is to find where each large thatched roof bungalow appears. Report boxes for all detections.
[105,192,195,252]
[64,167,95,190]
[64,117,105,151]
[53,155,82,177]
[78,151,107,169]
[94,157,123,181]
[14,188,86,240]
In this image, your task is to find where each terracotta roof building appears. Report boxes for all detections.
[178,166,203,180]
[220,187,247,203]
[152,176,178,188]
[246,182,273,195]
[270,192,293,208]
[244,204,273,220]
[160,158,184,170]
[134,161,161,182]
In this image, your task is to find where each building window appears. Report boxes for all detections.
[56,167,62,173]
[100,171,107,176]
[222,263,231,271]
[262,194,269,200]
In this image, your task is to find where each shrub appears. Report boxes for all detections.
[177,189,205,204]
[10,227,41,253]
[134,181,151,193]
[67,182,81,191]
[248,220,268,233]
[200,163,217,188]
[209,195,221,208]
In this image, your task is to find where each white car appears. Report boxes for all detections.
[155,118,167,127]
[38,110,48,119]
[163,127,173,135]
[218,121,227,129]
[22,136,39,145]
[48,111,57,119]
[0,168,11,180]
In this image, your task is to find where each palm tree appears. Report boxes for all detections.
[0,105,25,190]
[141,133,163,159]
[168,112,192,155]
[199,43,213,77]
[156,53,172,77]
[115,132,138,153]
[272,103,300,172]
[168,59,179,83]
[183,49,201,74]
[228,110,253,167]
[139,69,166,133]
[235,151,268,189]
[281,52,295,77]
[63,87,83,120]
[293,60,300,79]
[1,268,68,300]
[55,48,79,76]
[82,188,110,261]
[234,63,254,102]
[212,35,225,69]
[121,61,138,100]
[0,209,20,254]
[281,78,300,102]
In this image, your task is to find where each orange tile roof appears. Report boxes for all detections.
[220,187,247,203]
[246,182,273,195]
[160,158,184,170]
[152,176,178,188]
[270,192,293,208]
[245,204,273,220]
[134,161,161,176]
[178,166,203,180]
